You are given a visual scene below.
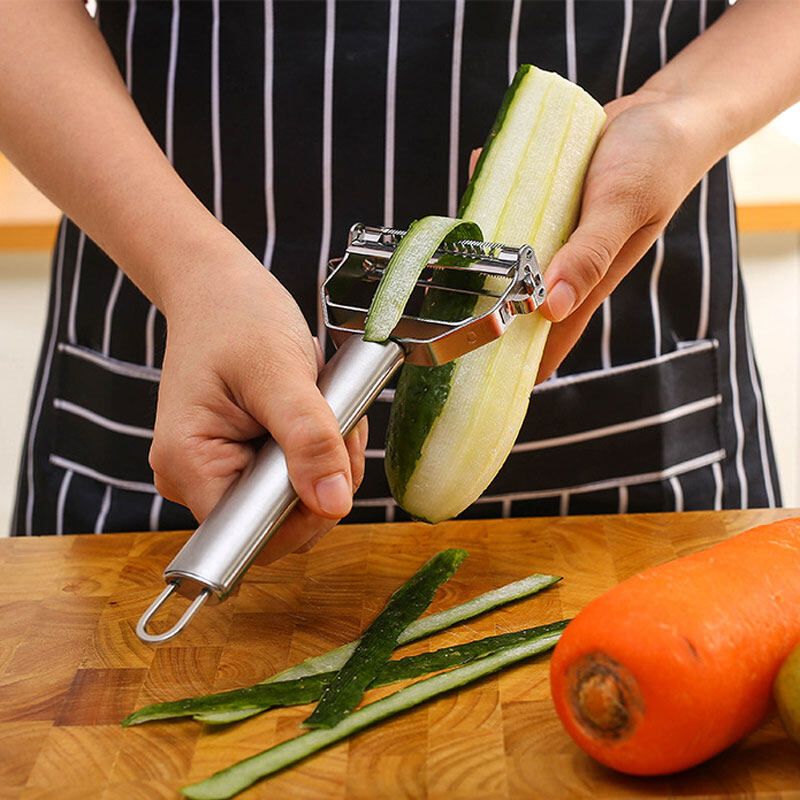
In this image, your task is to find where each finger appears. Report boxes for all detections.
[468,148,482,178]
[295,527,330,554]
[151,472,183,507]
[537,225,662,380]
[540,193,647,324]
[278,419,368,560]
[356,414,369,449]
[152,418,367,531]
[240,361,353,521]
[357,414,369,454]
[280,420,369,560]
[149,448,183,505]
[150,434,254,522]
[254,502,337,564]
[346,416,369,492]
[311,336,325,371]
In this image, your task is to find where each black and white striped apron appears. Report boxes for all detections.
[11,0,781,536]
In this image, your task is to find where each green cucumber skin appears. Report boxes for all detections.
[370,619,568,682]
[181,629,563,800]
[386,362,455,501]
[195,572,561,725]
[303,548,468,729]
[121,619,569,726]
[386,65,532,506]
[121,674,329,727]
[194,573,563,725]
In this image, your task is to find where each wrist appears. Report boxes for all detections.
[638,74,743,164]
[159,230,269,322]
[612,83,733,178]
[115,207,267,320]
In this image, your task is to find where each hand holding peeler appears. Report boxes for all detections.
[136,223,546,643]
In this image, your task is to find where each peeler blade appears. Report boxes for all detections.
[322,223,546,367]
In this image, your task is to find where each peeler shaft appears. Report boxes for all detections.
[162,335,405,601]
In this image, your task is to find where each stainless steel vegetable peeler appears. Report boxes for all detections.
[136,223,546,643]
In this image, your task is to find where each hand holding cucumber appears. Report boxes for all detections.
[533,0,800,380]
[465,87,716,382]
[535,89,723,380]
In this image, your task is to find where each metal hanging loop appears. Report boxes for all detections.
[135,583,210,644]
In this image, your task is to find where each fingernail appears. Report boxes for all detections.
[468,148,481,176]
[546,281,577,322]
[315,472,351,517]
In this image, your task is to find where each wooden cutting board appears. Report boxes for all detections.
[2,509,800,799]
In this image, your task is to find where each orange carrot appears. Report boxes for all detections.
[550,516,800,776]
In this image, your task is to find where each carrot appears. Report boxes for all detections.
[549,516,800,776]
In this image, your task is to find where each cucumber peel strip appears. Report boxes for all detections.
[302,548,468,729]
[193,571,561,725]
[181,629,564,799]
[363,216,483,342]
[121,619,568,726]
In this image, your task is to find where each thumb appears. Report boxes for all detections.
[540,197,638,323]
[469,148,482,178]
[242,368,353,521]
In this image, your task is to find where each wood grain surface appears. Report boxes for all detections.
[2,509,800,799]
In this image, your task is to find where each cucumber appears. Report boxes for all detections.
[303,548,468,728]
[181,629,565,799]
[386,65,606,522]
[121,674,329,727]
[195,571,560,725]
[363,216,482,343]
[121,620,568,726]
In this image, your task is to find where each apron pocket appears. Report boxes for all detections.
[50,344,159,489]
[483,339,725,498]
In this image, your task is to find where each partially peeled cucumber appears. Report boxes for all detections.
[384,65,606,522]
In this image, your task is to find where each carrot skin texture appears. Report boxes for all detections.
[550,517,800,775]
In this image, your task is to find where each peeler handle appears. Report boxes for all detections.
[160,335,405,602]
